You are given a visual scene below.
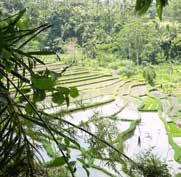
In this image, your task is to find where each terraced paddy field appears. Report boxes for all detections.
[16,63,181,177]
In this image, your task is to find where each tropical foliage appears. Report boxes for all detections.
[0,0,180,177]
[0,9,80,177]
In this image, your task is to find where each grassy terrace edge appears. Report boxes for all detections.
[159,112,181,163]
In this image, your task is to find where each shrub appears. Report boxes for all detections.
[130,152,172,177]
[108,60,122,70]
[143,65,156,86]
[121,61,137,78]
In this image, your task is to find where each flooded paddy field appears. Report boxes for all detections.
[19,63,180,177]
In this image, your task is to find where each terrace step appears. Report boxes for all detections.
[10,64,89,82]
[173,137,181,146]
[10,75,118,93]
[59,74,112,85]
[58,73,100,82]
[61,77,120,88]
[11,70,92,84]
[44,95,115,115]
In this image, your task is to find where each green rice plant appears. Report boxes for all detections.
[114,120,140,151]
[138,96,162,111]
[159,113,181,163]
[168,122,181,137]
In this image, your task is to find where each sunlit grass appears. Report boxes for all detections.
[168,122,181,137]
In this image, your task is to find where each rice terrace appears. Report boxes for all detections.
[0,0,181,177]
[10,61,181,176]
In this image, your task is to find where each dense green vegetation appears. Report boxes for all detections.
[130,152,172,177]
[0,0,180,177]
[1,0,181,65]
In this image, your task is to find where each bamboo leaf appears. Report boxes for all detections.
[135,0,152,14]
[45,156,66,168]
[6,9,26,29]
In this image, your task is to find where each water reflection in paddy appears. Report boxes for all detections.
[42,96,181,176]
[124,112,181,175]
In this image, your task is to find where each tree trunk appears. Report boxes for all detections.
[136,51,139,65]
